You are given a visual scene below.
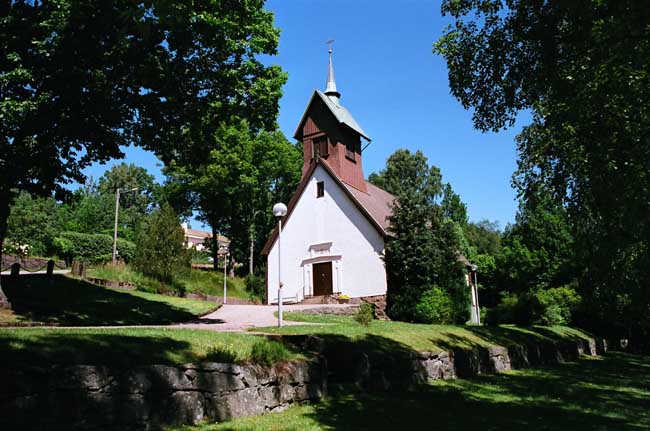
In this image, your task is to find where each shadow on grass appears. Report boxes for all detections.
[213,353,650,431]
[0,332,197,366]
[2,274,198,325]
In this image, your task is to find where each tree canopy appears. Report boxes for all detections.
[0,0,286,307]
[435,0,650,345]
[164,123,301,271]
[371,149,466,323]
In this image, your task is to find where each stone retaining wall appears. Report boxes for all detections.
[0,359,326,430]
[0,336,607,429]
[350,337,608,390]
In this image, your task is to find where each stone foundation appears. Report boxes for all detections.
[0,359,326,430]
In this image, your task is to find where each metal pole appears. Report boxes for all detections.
[249,228,254,275]
[474,271,480,325]
[112,188,120,264]
[223,251,227,304]
[278,218,283,327]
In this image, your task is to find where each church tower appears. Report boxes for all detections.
[293,47,371,192]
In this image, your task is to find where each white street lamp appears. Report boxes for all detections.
[273,202,288,327]
[112,187,138,265]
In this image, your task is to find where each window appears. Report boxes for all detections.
[345,141,356,161]
[317,181,325,198]
[312,136,328,158]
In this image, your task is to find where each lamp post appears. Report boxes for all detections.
[223,249,228,304]
[249,209,262,275]
[470,264,481,325]
[272,202,288,327]
[112,187,138,264]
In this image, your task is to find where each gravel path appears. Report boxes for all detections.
[176,303,355,332]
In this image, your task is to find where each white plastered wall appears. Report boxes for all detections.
[266,165,387,303]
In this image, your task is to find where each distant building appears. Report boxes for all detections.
[181,223,229,253]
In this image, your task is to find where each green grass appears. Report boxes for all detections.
[1,274,217,325]
[87,264,251,300]
[0,327,302,366]
[169,352,650,431]
[261,312,593,353]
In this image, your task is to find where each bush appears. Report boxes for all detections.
[414,286,454,324]
[245,273,266,302]
[486,285,581,326]
[250,340,293,366]
[535,285,581,325]
[55,231,135,263]
[354,303,375,326]
[133,204,191,282]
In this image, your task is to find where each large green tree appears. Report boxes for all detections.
[435,0,650,344]
[164,123,301,271]
[0,0,285,307]
[370,149,465,322]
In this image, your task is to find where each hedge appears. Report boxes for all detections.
[55,231,135,263]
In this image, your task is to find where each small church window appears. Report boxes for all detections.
[345,141,356,161]
[317,181,325,198]
[312,136,328,158]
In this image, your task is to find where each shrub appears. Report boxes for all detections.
[486,285,581,326]
[414,286,454,324]
[133,204,191,282]
[55,231,135,263]
[535,285,581,325]
[354,303,375,326]
[250,340,293,366]
[245,273,266,303]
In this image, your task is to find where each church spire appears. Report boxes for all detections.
[324,43,341,101]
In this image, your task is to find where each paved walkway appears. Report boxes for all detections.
[176,303,355,332]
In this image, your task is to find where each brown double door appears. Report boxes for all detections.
[312,262,333,296]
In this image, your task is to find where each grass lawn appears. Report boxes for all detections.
[169,352,650,431]
[87,265,252,300]
[260,312,594,353]
[0,327,301,366]
[1,274,217,326]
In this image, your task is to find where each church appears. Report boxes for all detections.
[261,49,395,305]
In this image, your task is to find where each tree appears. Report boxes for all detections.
[464,220,502,257]
[441,183,468,226]
[435,0,650,344]
[164,123,301,271]
[97,163,159,241]
[372,150,465,322]
[0,0,286,307]
[5,192,62,256]
[133,204,190,283]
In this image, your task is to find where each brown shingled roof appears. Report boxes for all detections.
[343,181,395,233]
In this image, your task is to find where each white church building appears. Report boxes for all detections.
[261,49,395,304]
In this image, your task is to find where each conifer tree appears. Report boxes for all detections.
[134,204,190,283]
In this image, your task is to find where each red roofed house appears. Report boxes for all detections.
[261,49,396,305]
[181,223,229,253]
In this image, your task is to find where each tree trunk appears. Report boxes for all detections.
[0,200,12,309]
[211,225,219,271]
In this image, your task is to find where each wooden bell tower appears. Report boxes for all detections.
[293,46,371,193]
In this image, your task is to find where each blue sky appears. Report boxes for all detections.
[82,0,526,228]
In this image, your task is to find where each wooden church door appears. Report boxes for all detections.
[312,262,333,296]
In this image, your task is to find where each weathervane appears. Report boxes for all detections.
[326,39,335,53]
